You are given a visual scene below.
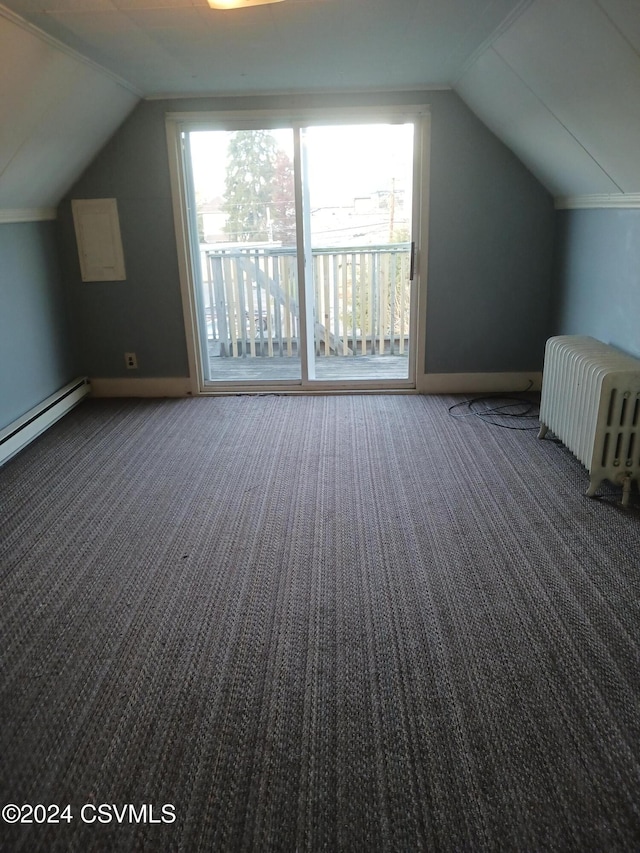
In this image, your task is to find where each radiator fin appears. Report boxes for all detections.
[539,336,640,504]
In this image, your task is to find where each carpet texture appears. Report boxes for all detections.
[0,394,639,852]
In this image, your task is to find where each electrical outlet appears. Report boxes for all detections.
[125,352,138,370]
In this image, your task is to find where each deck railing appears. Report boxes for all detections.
[202,243,411,359]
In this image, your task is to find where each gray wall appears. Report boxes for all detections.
[58,91,556,379]
[427,94,555,373]
[555,209,640,359]
[57,104,190,379]
[0,221,78,430]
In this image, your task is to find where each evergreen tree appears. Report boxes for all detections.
[222,130,279,242]
[271,149,296,246]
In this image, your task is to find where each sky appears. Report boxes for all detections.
[188,123,414,209]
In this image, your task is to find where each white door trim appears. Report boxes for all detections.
[166,105,431,394]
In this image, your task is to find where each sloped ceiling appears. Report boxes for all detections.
[456,0,640,198]
[1,0,640,211]
[0,10,138,213]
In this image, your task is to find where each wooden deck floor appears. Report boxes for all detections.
[205,354,410,383]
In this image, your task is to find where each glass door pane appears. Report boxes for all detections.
[302,123,415,382]
[188,128,302,384]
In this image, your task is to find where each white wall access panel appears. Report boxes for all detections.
[72,198,126,282]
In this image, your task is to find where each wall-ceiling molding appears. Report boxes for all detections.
[0,2,142,96]
[144,85,453,103]
[0,208,58,224]
[555,194,640,210]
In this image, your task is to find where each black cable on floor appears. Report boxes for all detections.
[448,381,541,430]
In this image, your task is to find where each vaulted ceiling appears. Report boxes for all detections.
[1,0,639,211]
[1,0,527,96]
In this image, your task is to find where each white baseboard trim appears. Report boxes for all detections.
[91,374,541,397]
[89,377,194,397]
[0,376,91,467]
[417,371,541,394]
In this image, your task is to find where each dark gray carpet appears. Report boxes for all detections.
[1,394,639,852]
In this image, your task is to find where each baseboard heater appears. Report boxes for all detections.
[538,336,640,506]
[0,376,91,468]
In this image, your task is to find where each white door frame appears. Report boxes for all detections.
[165,106,430,395]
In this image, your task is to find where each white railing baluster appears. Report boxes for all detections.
[341,254,348,354]
[389,251,397,355]
[204,243,410,363]
[351,253,357,355]
[399,252,407,355]
[322,255,328,355]
[333,253,340,356]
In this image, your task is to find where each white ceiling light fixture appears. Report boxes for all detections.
[207,0,285,8]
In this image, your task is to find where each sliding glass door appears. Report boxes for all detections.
[170,111,423,390]
[187,127,302,383]
[301,124,414,382]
